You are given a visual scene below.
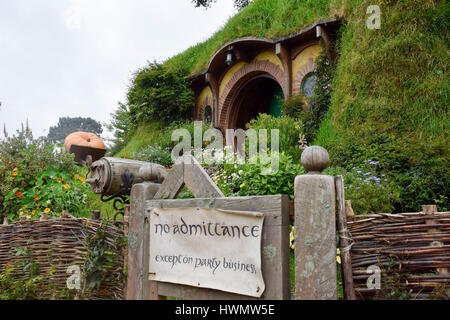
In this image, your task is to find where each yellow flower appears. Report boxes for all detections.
[31,210,36,216]
[240,182,246,189]
[44,208,51,213]
[12,172,18,176]
[13,167,18,172]
[10,177,14,181]
[289,225,295,250]
[63,184,70,189]
[336,248,341,264]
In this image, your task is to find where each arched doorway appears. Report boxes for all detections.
[230,75,284,129]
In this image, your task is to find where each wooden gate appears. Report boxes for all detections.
[126,156,291,300]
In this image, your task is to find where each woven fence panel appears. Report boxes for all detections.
[0,218,125,300]
[348,211,450,299]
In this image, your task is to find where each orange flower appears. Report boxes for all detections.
[63,184,70,189]
[34,196,39,201]
[44,208,51,213]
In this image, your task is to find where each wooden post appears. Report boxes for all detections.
[126,182,160,300]
[123,205,130,299]
[294,146,337,300]
[345,200,355,221]
[424,205,450,296]
[275,42,292,96]
[335,176,356,300]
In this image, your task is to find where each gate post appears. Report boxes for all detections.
[126,182,161,300]
[294,146,337,300]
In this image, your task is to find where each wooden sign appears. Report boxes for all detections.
[148,207,265,298]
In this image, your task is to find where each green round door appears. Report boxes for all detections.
[268,85,284,118]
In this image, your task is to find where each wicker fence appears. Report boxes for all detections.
[2,201,449,300]
[341,204,450,300]
[0,216,125,299]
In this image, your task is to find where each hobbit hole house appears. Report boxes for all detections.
[189,19,340,131]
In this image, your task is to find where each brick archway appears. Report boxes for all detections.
[197,96,213,121]
[293,58,317,96]
[218,60,288,129]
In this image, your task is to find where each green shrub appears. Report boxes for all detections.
[0,126,78,221]
[127,62,194,125]
[325,132,449,212]
[325,160,400,215]
[208,151,304,200]
[108,62,195,153]
[3,167,91,221]
[282,95,304,119]
[246,114,304,160]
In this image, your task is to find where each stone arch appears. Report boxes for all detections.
[197,96,213,121]
[293,58,317,96]
[218,60,288,129]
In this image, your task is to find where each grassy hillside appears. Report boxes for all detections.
[115,122,164,159]
[117,0,449,212]
[315,0,449,211]
[165,0,335,75]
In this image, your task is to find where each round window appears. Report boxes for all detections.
[301,72,318,98]
[203,106,212,125]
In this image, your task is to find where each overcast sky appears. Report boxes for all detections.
[0,0,236,140]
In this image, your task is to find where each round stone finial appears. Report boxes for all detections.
[301,146,330,173]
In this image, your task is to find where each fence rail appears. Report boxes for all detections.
[342,205,450,300]
[0,216,125,299]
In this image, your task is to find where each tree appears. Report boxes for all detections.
[192,0,251,10]
[48,117,103,143]
[105,102,133,155]
[126,61,194,124]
